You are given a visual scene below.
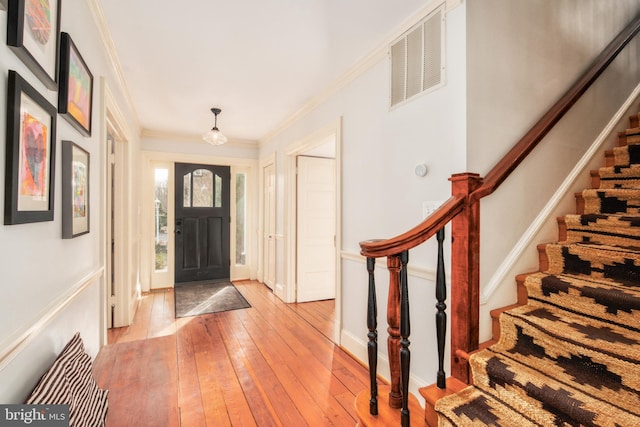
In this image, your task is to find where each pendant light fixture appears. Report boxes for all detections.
[203,107,228,145]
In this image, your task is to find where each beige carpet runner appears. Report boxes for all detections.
[435,124,640,425]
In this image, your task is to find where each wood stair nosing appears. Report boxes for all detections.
[420,378,467,427]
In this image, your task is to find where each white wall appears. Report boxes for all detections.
[0,0,140,402]
[466,0,640,339]
[259,4,467,388]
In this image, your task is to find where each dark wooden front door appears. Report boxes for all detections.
[174,163,230,283]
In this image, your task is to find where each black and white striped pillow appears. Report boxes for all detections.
[26,333,108,427]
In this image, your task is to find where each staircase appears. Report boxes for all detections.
[434,119,640,425]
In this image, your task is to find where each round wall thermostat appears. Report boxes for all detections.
[414,163,428,177]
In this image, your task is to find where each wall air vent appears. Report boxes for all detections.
[390,5,444,107]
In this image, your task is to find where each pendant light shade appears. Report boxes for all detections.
[203,107,227,145]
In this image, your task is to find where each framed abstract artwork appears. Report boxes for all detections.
[7,0,61,90]
[59,32,93,137]
[61,140,89,238]
[4,70,57,225]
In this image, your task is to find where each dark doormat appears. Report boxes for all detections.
[174,281,251,318]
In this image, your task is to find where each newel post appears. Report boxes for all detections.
[448,173,482,383]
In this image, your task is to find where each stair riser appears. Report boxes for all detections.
[561,214,640,247]
[582,189,640,215]
[523,273,640,331]
[469,348,640,425]
[541,243,640,285]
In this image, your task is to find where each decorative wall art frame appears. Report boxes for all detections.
[7,0,61,90]
[5,70,57,225]
[61,140,90,238]
[59,32,93,137]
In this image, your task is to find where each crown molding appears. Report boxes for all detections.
[259,0,459,146]
[141,128,259,149]
[87,0,141,132]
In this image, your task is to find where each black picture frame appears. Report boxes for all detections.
[7,0,61,90]
[5,70,57,225]
[61,140,90,238]
[59,32,93,137]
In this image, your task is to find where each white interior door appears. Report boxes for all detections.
[263,163,276,290]
[296,156,336,302]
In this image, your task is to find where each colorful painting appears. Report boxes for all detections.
[7,0,60,89]
[62,140,89,238]
[59,32,93,136]
[5,70,57,225]
[67,47,92,131]
[19,112,48,199]
[25,0,51,45]
[72,159,87,218]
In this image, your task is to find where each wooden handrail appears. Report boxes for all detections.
[356,13,640,417]
[359,12,640,258]
[471,12,640,203]
[359,195,465,258]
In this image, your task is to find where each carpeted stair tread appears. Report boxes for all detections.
[435,386,545,427]
[434,115,640,425]
[563,213,640,246]
[523,272,640,329]
[598,164,640,189]
[611,143,640,166]
[582,188,640,215]
[543,242,640,284]
[469,349,640,425]
[486,306,640,417]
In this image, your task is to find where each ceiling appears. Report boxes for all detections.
[98,0,434,143]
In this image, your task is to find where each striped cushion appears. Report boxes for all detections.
[26,333,108,427]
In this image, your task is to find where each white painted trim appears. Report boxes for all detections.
[141,128,258,150]
[340,329,428,401]
[147,160,175,290]
[283,119,342,307]
[258,153,277,286]
[141,150,257,168]
[0,268,104,370]
[260,0,453,145]
[230,164,256,281]
[480,82,640,304]
[86,0,140,131]
[341,251,441,283]
[140,151,259,287]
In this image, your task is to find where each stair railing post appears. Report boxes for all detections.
[449,173,483,383]
[399,250,411,427]
[386,254,403,409]
[435,227,447,389]
[366,257,378,415]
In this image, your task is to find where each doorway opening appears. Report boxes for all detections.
[283,119,342,343]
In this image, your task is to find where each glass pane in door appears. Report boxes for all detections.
[154,168,169,271]
[235,172,246,265]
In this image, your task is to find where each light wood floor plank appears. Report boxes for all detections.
[95,280,367,426]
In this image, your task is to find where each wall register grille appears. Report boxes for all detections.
[390,5,445,107]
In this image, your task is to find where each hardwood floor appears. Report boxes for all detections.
[93,280,368,426]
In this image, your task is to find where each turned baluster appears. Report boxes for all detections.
[366,257,378,415]
[386,254,402,409]
[435,228,447,388]
[399,250,411,427]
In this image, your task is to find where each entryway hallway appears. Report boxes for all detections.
[93,280,367,426]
